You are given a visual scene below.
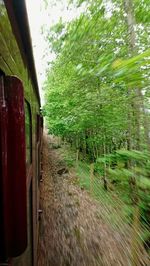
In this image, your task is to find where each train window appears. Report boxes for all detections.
[36,114,40,142]
[25,101,32,165]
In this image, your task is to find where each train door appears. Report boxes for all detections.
[9,98,33,266]
[24,101,33,266]
[36,114,42,252]
[0,75,27,264]
[36,114,41,183]
[26,181,33,266]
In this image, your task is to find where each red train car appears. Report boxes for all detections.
[0,1,42,265]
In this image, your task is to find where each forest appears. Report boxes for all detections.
[43,0,150,253]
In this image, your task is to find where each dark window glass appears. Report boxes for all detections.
[36,114,40,142]
[25,101,32,164]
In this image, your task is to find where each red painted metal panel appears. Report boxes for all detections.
[0,76,8,261]
[0,76,27,260]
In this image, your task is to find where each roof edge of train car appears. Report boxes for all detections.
[4,0,41,105]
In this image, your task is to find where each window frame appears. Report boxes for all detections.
[25,100,32,167]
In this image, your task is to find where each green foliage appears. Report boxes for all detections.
[44,0,149,154]
[43,0,150,238]
[46,19,67,54]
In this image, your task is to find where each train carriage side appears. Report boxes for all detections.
[0,1,42,266]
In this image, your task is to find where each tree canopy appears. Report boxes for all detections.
[43,0,150,159]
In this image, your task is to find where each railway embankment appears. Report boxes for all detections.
[37,134,149,266]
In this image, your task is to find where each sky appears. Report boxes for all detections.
[25,0,86,103]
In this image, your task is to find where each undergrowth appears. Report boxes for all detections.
[57,142,150,252]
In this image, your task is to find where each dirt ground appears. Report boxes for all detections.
[37,134,149,266]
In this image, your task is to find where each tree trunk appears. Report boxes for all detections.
[103,134,108,191]
[124,0,140,204]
